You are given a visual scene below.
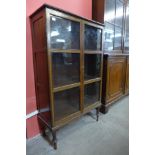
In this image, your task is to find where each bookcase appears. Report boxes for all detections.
[92,0,129,113]
[30,4,104,149]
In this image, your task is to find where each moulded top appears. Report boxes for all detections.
[29,3,104,27]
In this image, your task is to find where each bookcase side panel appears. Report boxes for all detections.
[30,9,52,124]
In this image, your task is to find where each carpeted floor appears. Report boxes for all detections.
[26,96,129,155]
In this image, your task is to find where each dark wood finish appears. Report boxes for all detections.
[125,56,129,94]
[30,9,52,123]
[101,54,128,113]
[106,56,126,103]
[92,0,129,54]
[92,0,105,23]
[30,5,103,149]
[80,21,84,113]
[92,0,129,113]
[30,4,104,27]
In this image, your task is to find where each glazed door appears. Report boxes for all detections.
[48,14,81,123]
[83,23,103,109]
[46,10,103,125]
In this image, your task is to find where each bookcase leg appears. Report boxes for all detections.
[103,106,109,114]
[100,105,109,114]
[96,107,99,121]
[38,115,58,150]
[42,127,46,137]
[52,130,57,150]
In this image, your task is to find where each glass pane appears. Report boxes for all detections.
[54,87,80,121]
[52,53,80,87]
[114,26,122,50]
[84,25,102,50]
[115,0,124,27]
[84,82,100,107]
[50,16,80,50]
[84,54,101,80]
[104,22,114,50]
[104,0,115,24]
[124,5,129,50]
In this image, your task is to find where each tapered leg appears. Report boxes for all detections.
[96,107,99,121]
[42,127,46,137]
[52,130,57,150]
[38,116,58,150]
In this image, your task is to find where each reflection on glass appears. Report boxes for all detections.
[84,25,102,50]
[114,26,122,50]
[54,87,80,121]
[104,0,115,23]
[84,54,101,80]
[124,5,129,50]
[104,22,114,50]
[52,53,80,87]
[115,0,123,27]
[50,16,80,49]
[84,82,100,107]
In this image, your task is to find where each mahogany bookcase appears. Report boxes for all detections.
[30,4,104,149]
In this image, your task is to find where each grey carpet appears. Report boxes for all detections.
[26,96,129,155]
